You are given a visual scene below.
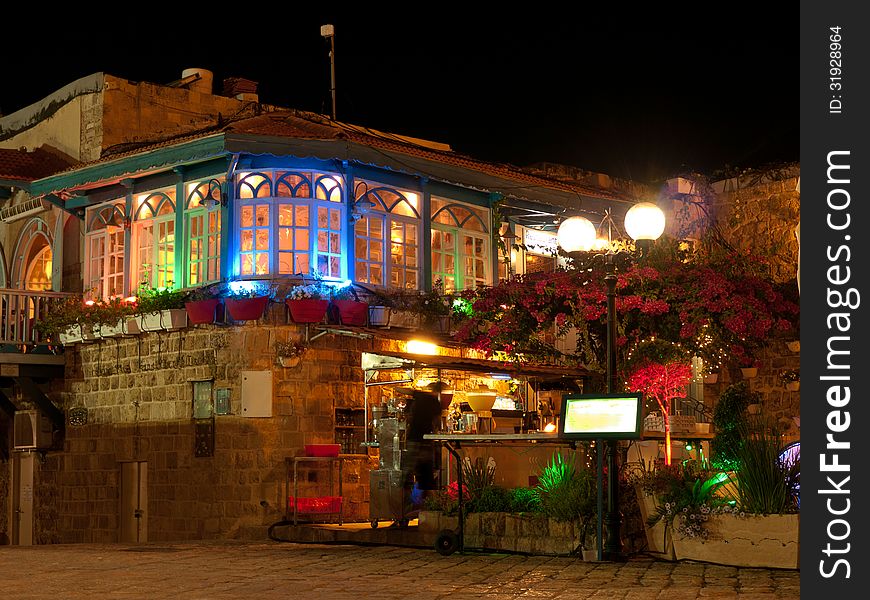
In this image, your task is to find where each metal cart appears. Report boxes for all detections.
[368,417,413,528]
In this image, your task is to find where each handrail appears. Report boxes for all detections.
[0,288,77,346]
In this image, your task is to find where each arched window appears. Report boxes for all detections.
[185,178,223,287]
[354,182,421,289]
[86,202,126,298]
[25,245,52,291]
[431,198,490,291]
[133,190,176,289]
[235,170,346,278]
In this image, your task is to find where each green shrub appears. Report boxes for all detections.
[727,416,800,514]
[508,487,541,513]
[534,451,596,523]
[711,381,759,470]
[462,456,496,499]
[467,486,513,513]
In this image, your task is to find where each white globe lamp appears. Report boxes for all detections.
[557,216,597,252]
[624,202,666,241]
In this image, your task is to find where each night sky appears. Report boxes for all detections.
[1,9,797,182]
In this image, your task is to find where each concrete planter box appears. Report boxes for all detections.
[419,510,591,556]
[634,487,675,560]
[672,513,799,569]
[96,318,135,338]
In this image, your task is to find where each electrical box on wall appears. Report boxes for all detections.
[13,410,53,450]
[241,371,272,417]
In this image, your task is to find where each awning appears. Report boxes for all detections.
[365,350,589,379]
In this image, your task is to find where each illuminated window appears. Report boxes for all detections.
[354,182,421,289]
[430,198,490,291]
[133,190,176,289]
[235,170,345,278]
[185,179,223,287]
[85,202,126,298]
[25,246,52,291]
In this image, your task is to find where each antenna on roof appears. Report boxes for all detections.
[321,24,337,121]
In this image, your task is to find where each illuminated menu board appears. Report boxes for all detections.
[558,393,643,439]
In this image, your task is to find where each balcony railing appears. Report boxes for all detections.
[0,288,76,346]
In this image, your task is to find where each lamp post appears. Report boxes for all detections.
[556,202,666,561]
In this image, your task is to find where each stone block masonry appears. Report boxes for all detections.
[34,321,404,543]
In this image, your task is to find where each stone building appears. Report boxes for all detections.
[0,70,799,545]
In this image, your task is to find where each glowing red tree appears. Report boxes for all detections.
[627,361,693,465]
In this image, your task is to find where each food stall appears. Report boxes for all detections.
[361,351,591,527]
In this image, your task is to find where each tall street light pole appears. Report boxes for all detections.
[556,202,666,562]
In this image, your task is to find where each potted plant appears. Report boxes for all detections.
[786,340,800,353]
[780,369,800,391]
[285,282,329,323]
[36,296,92,345]
[136,287,188,331]
[739,358,759,379]
[416,279,453,334]
[710,381,758,471]
[275,339,308,368]
[330,284,368,326]
[184,283,224,324]
[225,283,273,322]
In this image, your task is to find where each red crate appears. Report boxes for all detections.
[304,444,341,457]
[287,496,342,513]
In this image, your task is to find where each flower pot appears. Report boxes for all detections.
[786,340,800,353]
[185,298,221,324]
[740,367,758,379]
[581,549,598,562]
[703,373,718,384]
[58,325,83,345]
[286,298,328,324]
[139,309,188,332]
[278,355,301,368]
[786,381,800,392]
[436,315,452,334]
[634,488,676,560]
[226,296,270,321]
[333,299,368,326]
[124,316,141,335]
[80,324,100,343]
[747,403,762,415]
[368,305,391,327]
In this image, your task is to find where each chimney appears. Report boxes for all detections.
[180,68,214,95]
[222,77,259,103]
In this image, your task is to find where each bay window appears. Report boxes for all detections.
[85,202,126,299]
[236,170,345,278]
[354,183,421,289]
[430,198,490,291]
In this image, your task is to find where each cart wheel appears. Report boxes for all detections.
[396,519,409,528]
[435,529,459,556]
[370,520,379,529]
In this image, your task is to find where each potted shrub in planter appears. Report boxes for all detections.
[366,288,419,329]
[36,296,91,345]
[136,287,188,331]
[739,358,759,379]
[184,283,225,324]
[275,339,308,368]
[285,282,329,324]
[415,279,454,334]
[780,369,800,391]
[711,381,758,472]
[225,283,273,322]
[330,284,368,326]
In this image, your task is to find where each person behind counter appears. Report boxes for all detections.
[402,383,445,506]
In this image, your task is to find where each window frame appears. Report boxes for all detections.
[84,202,127,299]
[430,198,491,291]
[184,179,223,288]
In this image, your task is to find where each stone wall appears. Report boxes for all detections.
[35,308,411,543]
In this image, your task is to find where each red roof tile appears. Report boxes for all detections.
[0,146,78,182]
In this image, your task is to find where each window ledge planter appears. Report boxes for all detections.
[226,296,270,321]
[332,299,368,326]
[286,298,328,324]
[185,298,222,324]
[139,309,189,332]
[671,513,799,569]
[369,308,420,330]
[58,325,85,345]
[96,319,132,338]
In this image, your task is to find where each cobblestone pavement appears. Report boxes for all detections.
[0,541,800,599]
